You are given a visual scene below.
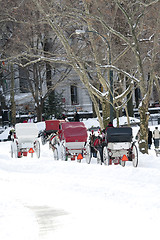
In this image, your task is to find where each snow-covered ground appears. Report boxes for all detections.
[0,118,160,240]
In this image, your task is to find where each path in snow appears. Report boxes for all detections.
[27,206,69,239]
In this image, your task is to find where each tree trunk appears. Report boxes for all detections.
[127,94,134,117]
[138,103,150,154]
[125,106,130,127]
[115,110,119,127]
[32,63,43,122]
[0,68,7,110]
[92,101,97,118]
[102,100,110,129]
[10,63,16,126]
[36,104,42,122]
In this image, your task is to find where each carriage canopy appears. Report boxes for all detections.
[106,127,133,143]
[61,122,88,143]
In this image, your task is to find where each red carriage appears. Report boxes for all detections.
[41,120,65,145]
[54,122,90,162]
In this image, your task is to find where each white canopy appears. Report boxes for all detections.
[15,123,39,142]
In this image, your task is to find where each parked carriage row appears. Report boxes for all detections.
[10,120,138,167]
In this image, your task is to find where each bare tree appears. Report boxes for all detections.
[63,0,160,153]
[0,0,72,121]
[113,1,160,153]
[0,0,159,154]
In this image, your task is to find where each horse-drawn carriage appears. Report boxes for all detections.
[11,123,40,158]
[87,127,138,167]
[41,120,65,145]
[53,122,90,162]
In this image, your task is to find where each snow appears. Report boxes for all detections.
[82,118,100,129]
[113,116,140,126]
[6,93,33,105]
[83,116,140,130]
[0,118,160,240]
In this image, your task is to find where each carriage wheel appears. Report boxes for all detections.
[85,144,91,164]
[35,141,40,158]
[131,143,138,167]
[54,148,59,160]
[103,146,109,165]
[97,151,102,165]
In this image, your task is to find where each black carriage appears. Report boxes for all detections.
[87,127,138,167]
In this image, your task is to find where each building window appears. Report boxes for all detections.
[71,85,78,105]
